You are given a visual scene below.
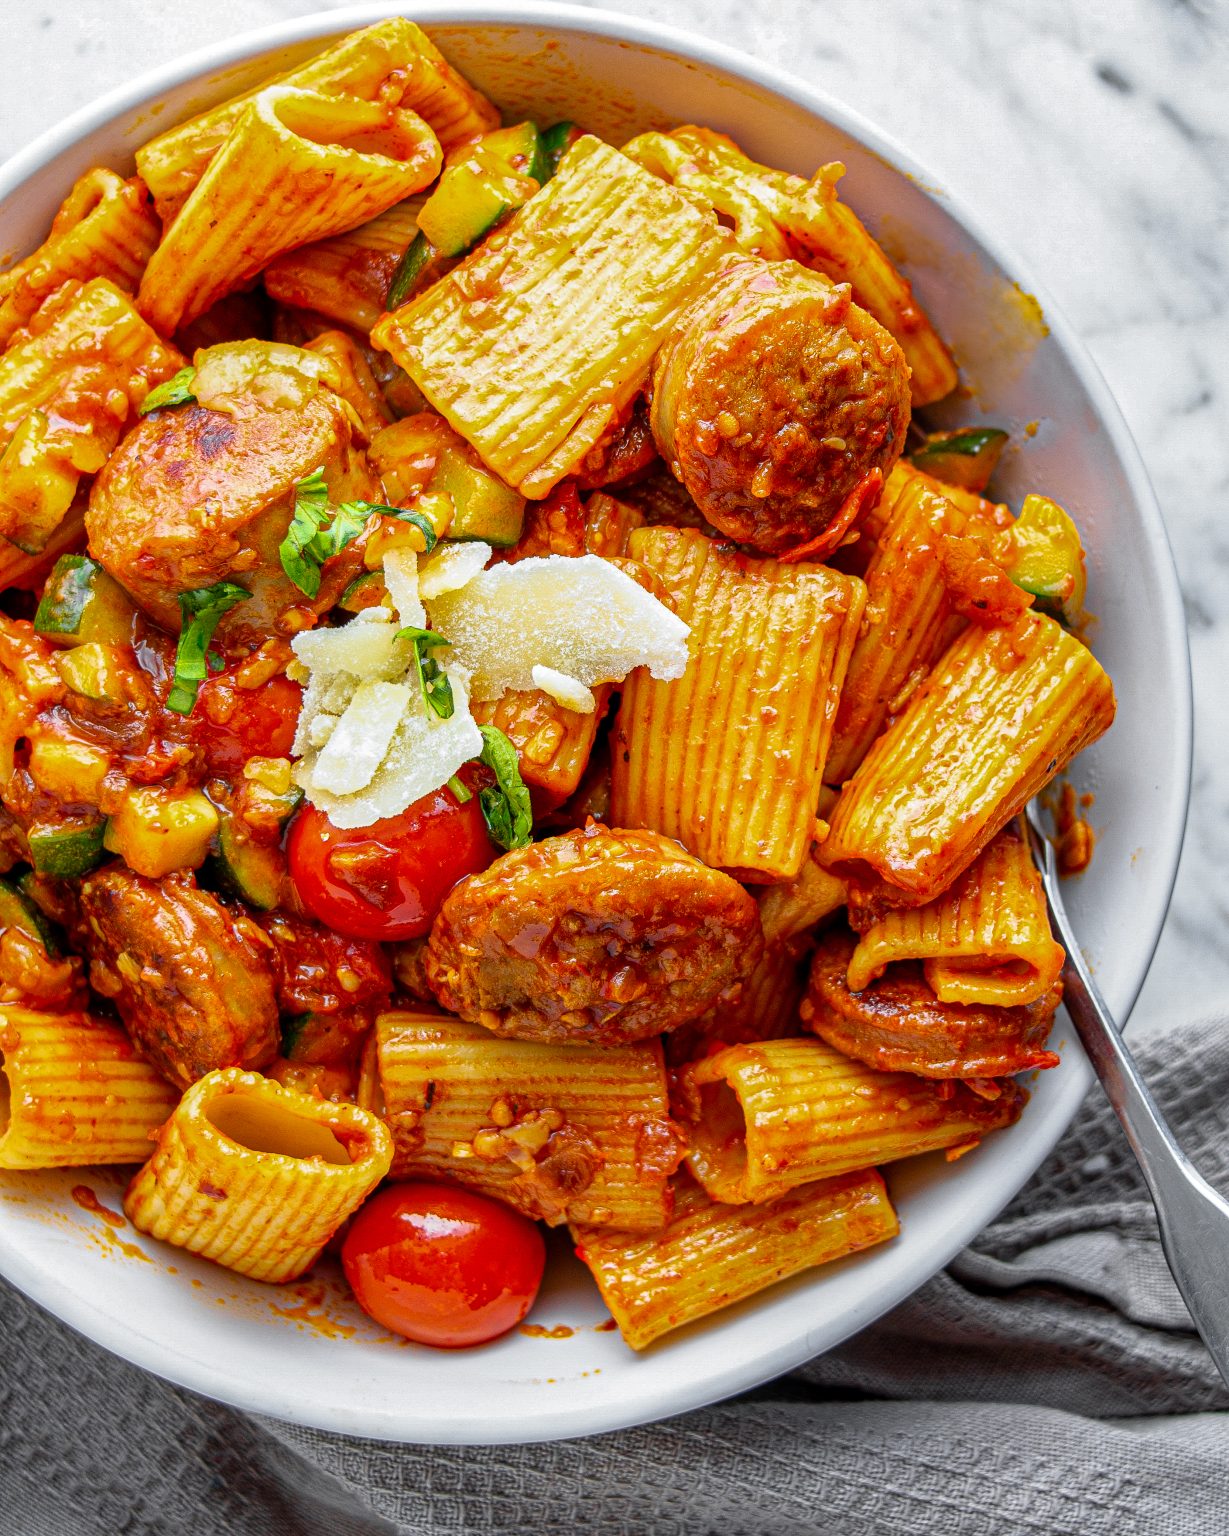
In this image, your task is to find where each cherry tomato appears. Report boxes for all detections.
[287,769,497,941]
[195,670,302,777]
[341,1182,546,1347]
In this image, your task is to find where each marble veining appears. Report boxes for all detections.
[1,0,1227,1028]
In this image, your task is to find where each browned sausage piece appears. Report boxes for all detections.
[802,927,1061,1080]
[650,257,911,556]
[426,823,762,1046]
[86,366,377,645]
[79,864,279,1088]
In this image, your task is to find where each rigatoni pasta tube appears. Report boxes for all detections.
[824,467,968,785]
[372,136,727,497]
[820,612,1115,910]
[263,196,427,334]
[0,1008,178,1169]
[136,19,497,222]
[0,169,160,350]
[847,823,1065,1006]
[804,927,1061,1080]
[572,1169,898,1351]
[376,1008,681,1231]
[124,1069,391,1283]
[679,1037,1024,1203]
[611,527,866,881]
[138,86,441,336]
[0,279,184,552]
[623,126,957,407]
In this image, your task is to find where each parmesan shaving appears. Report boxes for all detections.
[310,680,411,796]
[383,547,425,629]
[418,540,492,600]
[426,554,690,701]
[531,665,597,714]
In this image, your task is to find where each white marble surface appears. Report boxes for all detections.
[1,0,1226,1030]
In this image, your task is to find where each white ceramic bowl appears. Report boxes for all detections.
[0,3,1191,1444]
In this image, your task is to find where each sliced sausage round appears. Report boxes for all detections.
[426,823,762,1046]
[79,864,279,1088]
[650,258,911,556]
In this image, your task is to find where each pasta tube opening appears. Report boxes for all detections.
[207,1095,353,1166]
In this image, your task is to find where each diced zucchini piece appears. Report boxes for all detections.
[0,873,61,957]
[55,642,129,703]
[435,446,525,546]
[478,121,550,187]
[1004,493,1087,625]
[210,810,285,910]
[104,787,219,878]
[26,735,109,800]
[28,816,107,878]
[280,1011,317,1059]
[386,232,444,312]
[338,571,390,613]
[417,165,518,258]
[34,554,137,647]
[541,121,583,179]
[909,428,1008,494]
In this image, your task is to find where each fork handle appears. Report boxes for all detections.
[1060,938,1229,1385]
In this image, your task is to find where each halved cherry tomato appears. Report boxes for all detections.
[195,670,302,777]
[341,1182,546,1347]
[287,767,497,941]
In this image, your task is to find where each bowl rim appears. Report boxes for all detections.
[0,0,1193,1445]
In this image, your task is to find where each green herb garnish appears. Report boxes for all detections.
[446,773,472,804]
[280,470,438,598]
[475,724,532,850]
[139,366,197,416]
[397,625,454,720]
[167,581,249,714]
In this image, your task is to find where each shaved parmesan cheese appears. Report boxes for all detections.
[383,547,425,629]
[310,680,411,795]
[532,664,597,714]
[419,541,492,600]
[426,554,690,701]
[296,669,482,829]
[292,617,409,684]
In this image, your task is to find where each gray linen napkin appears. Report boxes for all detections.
[3,1014,1228,1536]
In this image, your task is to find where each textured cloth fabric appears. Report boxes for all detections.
[3,1015,1228,1536]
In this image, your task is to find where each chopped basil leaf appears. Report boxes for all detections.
[476,724,532,850]
[280,473,438,598]
[167,581,249,714]
[397,625,454,720]
[139,366,198,416]
[446,773,472,804]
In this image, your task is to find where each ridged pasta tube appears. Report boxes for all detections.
[847,822,1065,1006]
[372,135,727,497]
[0,1007,178,1169]
[375,1008,682,1231]
[680,1037,1025,1203]
[820,612,1115,911]
[611,527,866,881]
[623,126,957,407]
[138,86,441,335]
[124,1069,391,1283]
[263,196,427,333]
[0,279,184,552]
[136,19,496,222]
[572,1168,898,1350]
[0,169,160,350]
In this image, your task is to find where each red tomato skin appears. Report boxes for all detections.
[287,774,498,942]
[195,671,302,777]
[341,1182,546,1347]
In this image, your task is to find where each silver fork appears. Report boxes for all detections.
[1024,800,1229,1387]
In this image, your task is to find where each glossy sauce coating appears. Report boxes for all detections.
[426,822,763,1045]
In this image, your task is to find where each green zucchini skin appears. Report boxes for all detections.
[386,231,440,311]
[908,427,1008,494]
[27,818,107,878]
[0,874,61,958]
[207,806,296,912]
[33,554,137,646]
